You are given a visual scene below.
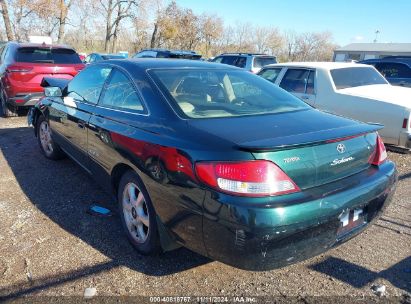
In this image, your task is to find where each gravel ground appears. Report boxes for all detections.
[0,116,410,303]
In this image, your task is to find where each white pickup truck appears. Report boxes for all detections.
[258,62,411,150]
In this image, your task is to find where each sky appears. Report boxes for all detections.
[175,0,411,46]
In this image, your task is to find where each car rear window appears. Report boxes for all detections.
[253,56,277,69]
[15,47,82,64]
[150,69,310,119]
[330,67,388,89]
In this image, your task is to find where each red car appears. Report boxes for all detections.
[0,42,84,117]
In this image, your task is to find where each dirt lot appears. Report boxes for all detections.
[0,116,410,303]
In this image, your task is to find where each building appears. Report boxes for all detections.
[333,43,411,62]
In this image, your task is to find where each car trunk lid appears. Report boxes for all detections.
[188,109,382,190]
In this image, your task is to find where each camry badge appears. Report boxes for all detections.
[336,143,346,154]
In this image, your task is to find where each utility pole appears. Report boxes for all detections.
[373,30,380,43]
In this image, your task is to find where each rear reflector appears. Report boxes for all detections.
[6,66,33,73]
[15,99,25,103]
[195,160,300,197]
[403,118,408,129]
[368,134,387,166]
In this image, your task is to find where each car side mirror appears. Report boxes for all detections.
[44,86,62,97]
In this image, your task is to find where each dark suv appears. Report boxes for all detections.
[212,53,277,73]
[133,49,201,60]
[0,42,84,117]
[359,56,411,88]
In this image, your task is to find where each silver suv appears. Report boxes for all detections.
[212,53,277,73]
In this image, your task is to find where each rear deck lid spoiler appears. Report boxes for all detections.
[237,123,383,151]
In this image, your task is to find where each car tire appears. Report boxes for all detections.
[1,95,18,117]
[118,170,161,255]
[36,115,65,160]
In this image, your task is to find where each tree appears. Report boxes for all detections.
[100,0,138,53]
[0,0,15,40]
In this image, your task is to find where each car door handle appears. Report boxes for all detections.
[77,121,85,129]
[301,95,310,100]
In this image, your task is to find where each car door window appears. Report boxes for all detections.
[234,57,247,68]
[213,56,223,63]
[221,56,238,66]
[84,55,91,63]
[376,62,411,78]
[280,69,311,94]
[100,69,145,113]
[306,70,315,94]
[259,68,282,83]
[66,65,112,104]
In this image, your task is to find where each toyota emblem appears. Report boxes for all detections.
[337,143,346,154]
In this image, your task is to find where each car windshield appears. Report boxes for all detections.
[330,67,388,89]
[101,55,124,60]
[150,69,310,118]
[15,47,82,64]
[253,57,277,68]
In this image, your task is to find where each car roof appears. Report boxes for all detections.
[360,57,411,66]
[106,58,239,70]
[263,61,371,70]
[217,53,274,57]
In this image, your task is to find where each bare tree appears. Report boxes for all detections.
[100,0,138,53]
[0,0,14,40]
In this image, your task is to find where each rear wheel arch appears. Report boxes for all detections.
[111,163,136,197]
[32,108,45,137]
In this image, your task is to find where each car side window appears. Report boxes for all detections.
[66,65,112,104]
[234,57,247,68]
[100,69,145,113]
[259,68,282,83]
[84,55,91,63]
[213,56,223,63]
[376,62,411,78]
[280,69,311,94]
[221,56,238,65]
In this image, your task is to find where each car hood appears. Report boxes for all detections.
[187,109,381,151]
[338,84,411,108]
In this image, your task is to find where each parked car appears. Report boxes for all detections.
[0,42,84,117]
[212,53,277,73]
[258,62,411,151]
[133,49,201,60]
[28,59,396,270]
[84,53,125,64]
[359,56,411,88]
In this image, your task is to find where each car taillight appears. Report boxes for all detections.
[195,160,300,197]
[6,66,33,73]
[402,118,408,129]
[368,134,387,166]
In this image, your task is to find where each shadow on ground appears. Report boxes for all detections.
[310,256,411,293]
[0,126,209,298]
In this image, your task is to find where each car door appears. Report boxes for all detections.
[279,68,316,106]
[48,65,112,171]
[375,62,411,87]
[87,67,147,187]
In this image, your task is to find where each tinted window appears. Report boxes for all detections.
[234,57,247,68]
[15,47,82,64]
[259,68,282,83]
[67,65,111,104]
[331,67,388,89]
[376,62,411,78]
[150,69,310,119]
[100,69,144,112]
[101,55,125,60]
[280,69,311,93]
[213,57,223,63]
[221,56,238,65]
[253,56,277,69]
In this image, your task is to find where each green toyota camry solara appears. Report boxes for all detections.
[30,60,397,270]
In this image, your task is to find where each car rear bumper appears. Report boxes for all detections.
[202,161,397,270]
[8,93,43,107]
